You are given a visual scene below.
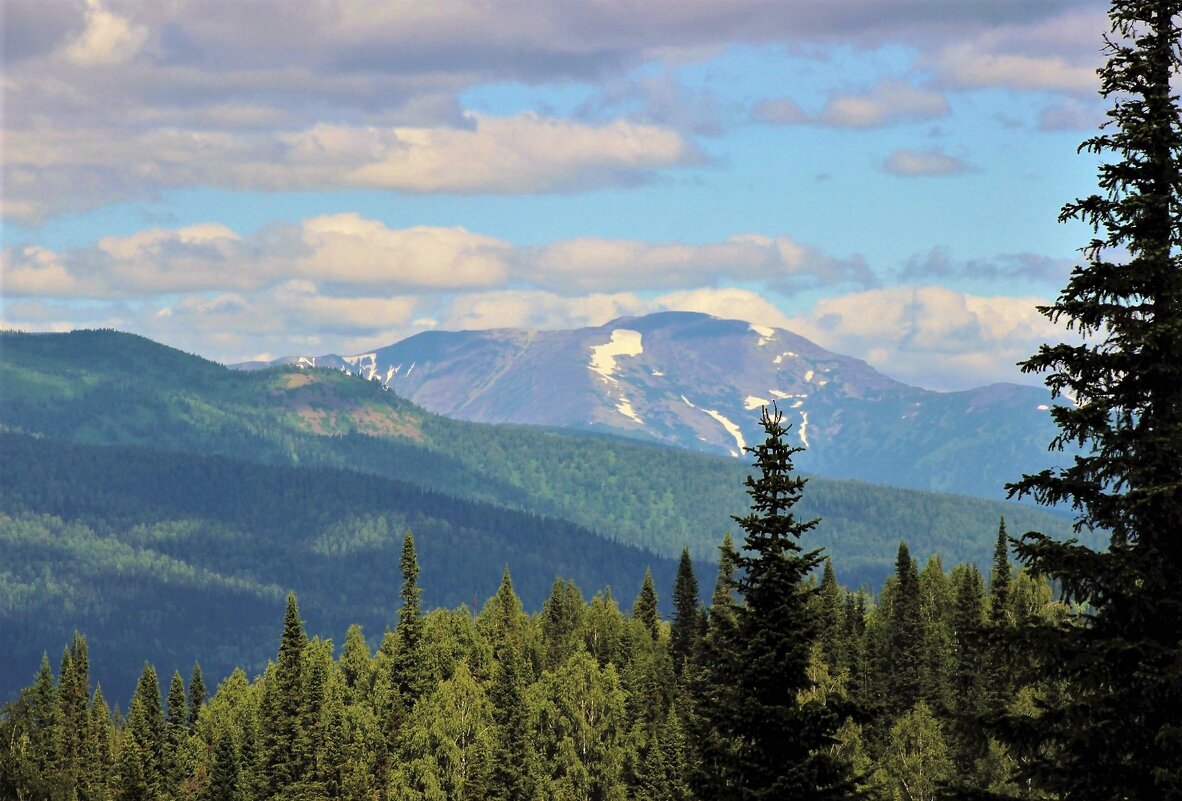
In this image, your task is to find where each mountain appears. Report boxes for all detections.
[241,311,1069,500]
[0,329,1081,696]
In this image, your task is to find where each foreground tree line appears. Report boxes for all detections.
[1,410,1062,801]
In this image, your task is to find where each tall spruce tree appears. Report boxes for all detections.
[187,663,205,729]
[633,568,661,640]
[392,530,430,704]
[670,548,702,676]
[260,592,307,795]
[1001,1,1182,796]
[887,542,923,714]
[719,405,854,800]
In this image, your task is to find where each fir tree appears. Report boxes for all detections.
[719,405,854,800]
[988,518,1011,629]
[392,531,430,704]
[887,542,923,714]
[260,592,307,795]
[187,663,205,729]
[632,568,661,640]
[163,671,188,789]
[1001,1,1182,796]
[669,548,702,676]
[125,664,164,796]
[205,726,239,801]
[818,559,843,672]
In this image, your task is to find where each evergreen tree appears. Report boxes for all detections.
[669,548,702,676]
[718,405,854,800]
[187,664,205,729]
[632,568,661,640]
[125,664,164,796]
[817,559,843,673]
[163,671,188,790]
[260,592,307,796]
[339,624,374,705]
[115,730,149,801]
[541,578,585,671]
[887,542,923,714]
[392,531,430,704]
[988,518,1011,629]
[205,725,239,801]
[1000,1,1182,796]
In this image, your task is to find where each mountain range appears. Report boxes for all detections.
[0,327,1078,699]
[239,311,1070,501]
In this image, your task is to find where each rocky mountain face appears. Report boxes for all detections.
[241,311,1068,499]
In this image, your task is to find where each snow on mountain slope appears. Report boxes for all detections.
[237,311,1067,500]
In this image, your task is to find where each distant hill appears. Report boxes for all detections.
[0,329,1079,696]
[240,311,1072,500]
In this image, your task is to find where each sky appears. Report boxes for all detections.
[0,0,1114,390]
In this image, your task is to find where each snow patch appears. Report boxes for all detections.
[297,356,316,368]
[1037,404,1050,411]
[405,362,415,378]
[616,398,643,424]
[744,395,770,410]
[750,324,775,346]
[804,369,815,382]
[770,390,807,400]
[651,369,664,376]
[342,353,380,380]
[790,400,804,409]
[681,395,697,408]
[589,329,644,381]
[384,365,399,385]
[702,408,746,455]
[772,350,797,365]
[799,412,810,448]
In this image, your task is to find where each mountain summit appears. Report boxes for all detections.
[241,311,1066,499]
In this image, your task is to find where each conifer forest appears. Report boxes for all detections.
[3,0,1182,799]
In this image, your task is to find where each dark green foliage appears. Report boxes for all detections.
[260,593,307,795]
[392,532,430,705]
[708,406,854,800]
[206,727,239,801]
[187,663,205,728]
[669,548,702,676]
[988,518,1011,629]
[125,664,163,795]
[163,671,187,789]
[886,542,923,714]
[998,1,1182,796]
[632,568,661,640]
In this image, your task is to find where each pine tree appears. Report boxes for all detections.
[187,663,205,729]
[716,405,854,800]
[1001,1,1182,795]
[669,548,702,676]
[632,568,661,640]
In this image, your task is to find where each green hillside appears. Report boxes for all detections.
[0,329,1075,578]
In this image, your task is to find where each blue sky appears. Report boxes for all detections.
[1,0,1111,389]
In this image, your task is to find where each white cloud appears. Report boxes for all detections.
[758,80,948,129]
[2,114,698,221]
[787,286,1071,390]
[63,0,148,66]
[882,148,970,177]
[652,287,794,330]
[3,217,865,299]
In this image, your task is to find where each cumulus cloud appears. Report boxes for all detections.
[1,0,1104,220]
[2,217,866,299]
[787,286,1072,390]
[651,287,794,330]
[882,149,970,177]
[756,80,948,129]
[3,115,699,222]
[525,234,872,292]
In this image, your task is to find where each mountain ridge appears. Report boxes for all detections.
[238,311,1067,499]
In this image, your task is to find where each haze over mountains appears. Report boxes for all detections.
[242,311,1069,501]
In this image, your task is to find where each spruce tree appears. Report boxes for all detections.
[187,663,205,729]
[163,671,188,791]
[260,592,307,795]
[719,405,854,800]
[392,531,430,703]
[125,663,164,796]
[988,518,1011,629]
[887,542,923,714]
[632,567,661,640]
[669,548,702,676]
[1002,1,1182,796]
[818,559,843,672]
[206,726,239,801]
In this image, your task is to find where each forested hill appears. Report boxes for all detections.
[0,431,690,701]
[0,328,1072,568]
[0,329,1077,698]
